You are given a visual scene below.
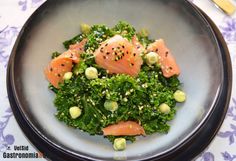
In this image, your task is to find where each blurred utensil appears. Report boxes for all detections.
[210,0,236,15]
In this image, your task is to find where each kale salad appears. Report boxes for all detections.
[44,21,186,151]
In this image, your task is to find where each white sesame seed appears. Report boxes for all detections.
[139,106,144,110]
[125,91,130,96]
[142,83,148,88]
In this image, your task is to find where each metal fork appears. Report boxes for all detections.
[210,0,236,15]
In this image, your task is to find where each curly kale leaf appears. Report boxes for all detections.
[63,33,85,49]
[51,51,61,59]
[136,34,154,48]
[84,25,114,52]
[112,21,136,40]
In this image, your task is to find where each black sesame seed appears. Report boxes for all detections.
[165,51,169,57]
[115,52,118,55]
[103,56,106,59]
[106,52,110,55]
[126,51,129,54]
[156,48,158,52]
[105,43,108,46]
[122,53,125,57]
[122,45,125,49]
[112,48,114,50]
[117,46,120,49]
[57,74,61,77]
[131,63,134,66]
[137,46,140,49]
[50,68,53,72]
[61,64,65,67]
[133,53,136,56]
[169,67,173,70]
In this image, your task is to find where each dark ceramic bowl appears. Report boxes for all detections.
[7,0,232,160]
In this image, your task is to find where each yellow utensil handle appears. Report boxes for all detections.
[212,0,236,15]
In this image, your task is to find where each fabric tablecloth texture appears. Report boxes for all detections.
[0,0,235,160]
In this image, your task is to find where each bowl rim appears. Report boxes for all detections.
[6,1,232,161]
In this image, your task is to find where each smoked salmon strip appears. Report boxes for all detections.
[44,39,87,88]
[44,57,73,88]
[69,38,87,55]
[94,35,143,77]
[147,39,180,78]
[102,121,146,136]
[58,49,80,63]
